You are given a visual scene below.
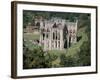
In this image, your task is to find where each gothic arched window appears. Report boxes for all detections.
[43,33,45,40]
[56,31,57,40]
[53,32,55,40]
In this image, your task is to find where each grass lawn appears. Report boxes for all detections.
[24,33,40,41]
[48,50,66,55]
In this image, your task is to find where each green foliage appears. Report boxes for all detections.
[78,41,91,66]
[60,53,79,67]
[23,10,90,28]
[44,52,58,68]
[23,44,45,69]
[78,14,90,29]
[23,11,35,28]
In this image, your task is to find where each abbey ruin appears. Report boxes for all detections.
[26,17,78,51]
[34,17,78,51]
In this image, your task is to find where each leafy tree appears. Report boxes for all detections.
[23,44,45,69]
[78,14,90,29]
[44,52,58,68]
[78,41,91,66]
[23,11,35,28]
[60,53,80,67]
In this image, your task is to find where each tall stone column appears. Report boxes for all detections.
[49,28,52,50]
[60,30,63,50]
[51,29,53,50]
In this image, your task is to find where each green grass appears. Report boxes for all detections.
[25,40,43,50]
[24,33,40,41]
[48,50,66,55]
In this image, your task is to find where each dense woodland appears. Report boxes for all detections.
[23,10,91,69]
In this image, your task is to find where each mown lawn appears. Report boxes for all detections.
[24,33,40,41]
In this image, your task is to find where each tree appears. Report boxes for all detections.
[78,41,91,66]
[23,45,46,69]
[60,53,79,67]
[23,11,35,28]
[44,52,58,68]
